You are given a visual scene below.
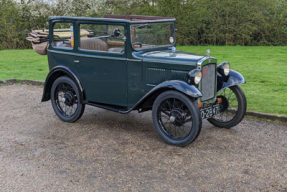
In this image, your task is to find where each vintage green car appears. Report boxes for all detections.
[41,15,246,146]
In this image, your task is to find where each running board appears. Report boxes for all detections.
[83,101,132,114]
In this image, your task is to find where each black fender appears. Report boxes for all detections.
[131,80,202,112]
[41,65,84,102]
[217,70,246,93]
[150,80,202,98]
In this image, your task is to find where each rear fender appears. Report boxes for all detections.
[41,66,84,102]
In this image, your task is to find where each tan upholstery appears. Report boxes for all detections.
[80,38,109,51]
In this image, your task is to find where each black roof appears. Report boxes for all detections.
[49,15,176,23]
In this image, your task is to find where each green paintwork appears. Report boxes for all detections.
[47,16,218,109]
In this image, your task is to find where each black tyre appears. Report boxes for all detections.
[51,76,85,122]
[152,91,202,147]
[208,85,246,128]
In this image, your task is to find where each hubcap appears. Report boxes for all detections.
[63,92,74,106]
[218,95,229,112]
[169,116,175,122]
[170,109,186,126]
[55,82,78,117]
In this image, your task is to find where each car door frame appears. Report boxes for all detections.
[73,21,128,107]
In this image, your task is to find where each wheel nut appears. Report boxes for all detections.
[61,97,66,102]
[170,116,175,122]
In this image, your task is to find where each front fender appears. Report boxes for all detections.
[41,66,84,102]
[130,80,202,112]
[152,80,202,98]
[217,70,246,93]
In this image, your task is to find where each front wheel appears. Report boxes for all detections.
[208,85,246,128]
[51,76,85,123]
[152,91,202,147]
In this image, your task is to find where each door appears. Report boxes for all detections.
[73,22,127,107]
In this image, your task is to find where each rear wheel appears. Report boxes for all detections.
[51,76,85,122]
[208,85,246,128]
[152,91,202,147]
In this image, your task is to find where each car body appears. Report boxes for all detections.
[41,15,247,146]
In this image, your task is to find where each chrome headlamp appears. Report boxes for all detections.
[217,62,230,76]
[187,69,202,85]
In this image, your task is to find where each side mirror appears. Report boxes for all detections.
[113,28,121,37]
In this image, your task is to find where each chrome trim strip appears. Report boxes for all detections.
[142,59,197,66]
[127,59,141,62]
[47,49,127,61]
[197,56,216,67]
[197,56,208,67]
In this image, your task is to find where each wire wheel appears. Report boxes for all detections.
[208,85,247,128]
[55,82,78,117]
[158,98,193,139]
[213,87,239,123]
[152,91,201,147]
[51,76,85,123]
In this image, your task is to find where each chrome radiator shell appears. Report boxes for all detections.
[200,63,217,101]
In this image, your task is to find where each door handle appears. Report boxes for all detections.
[74,60,80,63]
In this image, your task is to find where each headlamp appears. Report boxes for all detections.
[187,69,202,85]
[217,62,230,76]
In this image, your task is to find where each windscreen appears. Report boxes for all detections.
[131,22,175,50]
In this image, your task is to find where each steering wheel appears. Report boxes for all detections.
[132,42,142,48]
[53,35,71,44]
[62,39,71,45]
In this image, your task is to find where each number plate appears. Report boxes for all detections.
[200,104,220,119]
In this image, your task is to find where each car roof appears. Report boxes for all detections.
[49,15,176,23]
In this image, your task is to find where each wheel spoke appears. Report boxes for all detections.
[157,97,193,139]
[166,100,173,111]
[161,109,170,117]
[213,87,240,123]
[55,82,78,117]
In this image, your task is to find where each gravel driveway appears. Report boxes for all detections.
[0,84,286,191]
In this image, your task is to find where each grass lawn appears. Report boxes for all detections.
[0,47,287,116]
[0,49,49,81]
[178,46,287,116]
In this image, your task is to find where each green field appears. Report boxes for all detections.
[0,47,287,115]
[0,49,49,81]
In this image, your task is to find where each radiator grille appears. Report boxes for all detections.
[201,64,216,101]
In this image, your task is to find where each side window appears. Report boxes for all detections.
[79,24,125,53]
[53,22,74,49]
